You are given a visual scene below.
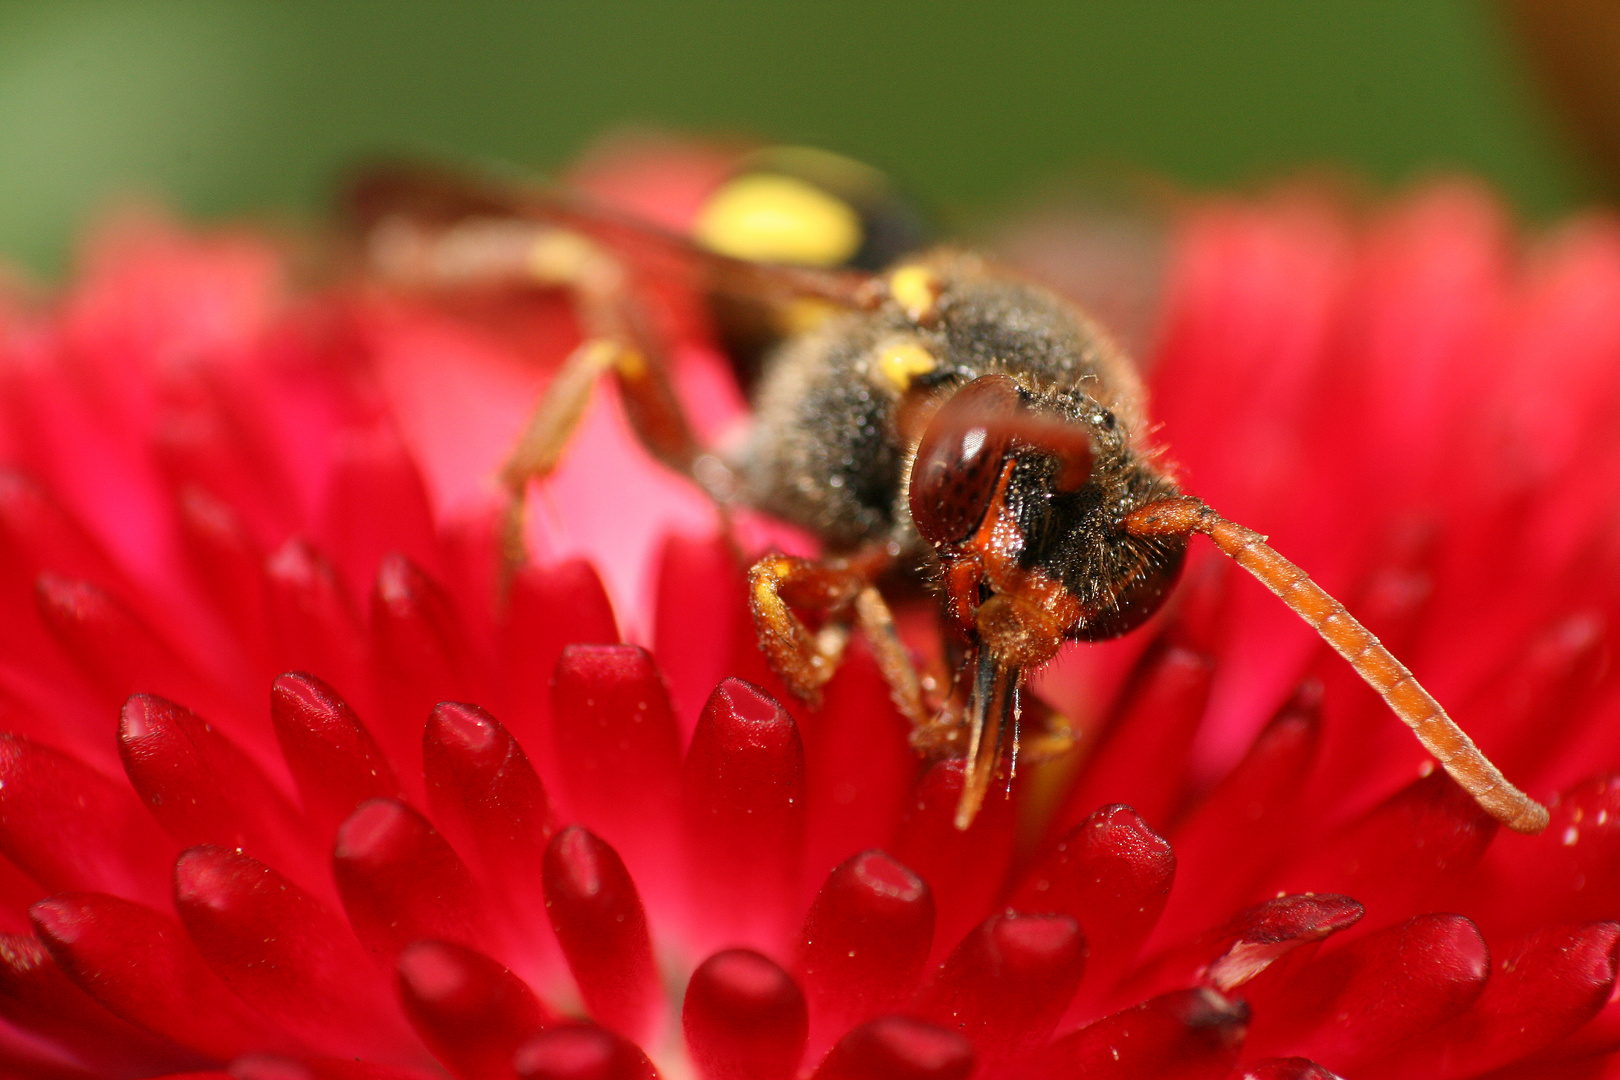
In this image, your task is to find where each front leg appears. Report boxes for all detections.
[748,549,961,754]
[747,554,863,709]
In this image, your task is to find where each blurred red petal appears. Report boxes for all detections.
[1057,642,1215,836]
[497,558,619,773]
[0,732,174,908]
[541,826,662,1044]
[1025,987,1248,1080]
[173,845,411,1059]
[423,702,555,915]
[31,892,274,1059]
[176,487,273,671]
[798,649,917,887]
[0,931,204,1076]
[808,1016,974,1080]
[332,798,494,966]
[550,645,682,888]
[1123,894,1362,1005]
[369,554,475,783]
[681,679,805,954]
[1008,803,1174,1001]
[797,850,934,1056]
[682,948,807,1080]
[118,694,312,880]
[396,940,556,1080]
[1273,770,1497,923]
[37,575,239,730]
[1476,775,1620,935]
[893,760,1017,957]
[1159,683,1321,936]
[1238,1060,1341,1080]
[1380,920,1620,1078]
[914,910,1086,1064]
[228,1052,442,1080]
[264,538,371,707]
[270,672,404,837]
[512,1024,659,1080]
[651,535,762,727]
[321,428,440,600]
[1242,912,1488,1071]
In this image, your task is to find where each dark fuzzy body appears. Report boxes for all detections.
[735,251,1188,642]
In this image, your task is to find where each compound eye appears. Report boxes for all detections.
[908,374,1021,546]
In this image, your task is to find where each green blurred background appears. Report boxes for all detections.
[0,0,1594,276]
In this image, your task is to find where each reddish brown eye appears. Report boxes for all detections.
[908,374,1020,545]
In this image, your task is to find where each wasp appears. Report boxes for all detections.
[346,143,1548,835]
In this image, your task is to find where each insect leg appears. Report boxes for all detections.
[851,582,930,728]
[367,215,718,576]
[1123,496,1550,835]
[747,550,936,730]
[748,554,862,708]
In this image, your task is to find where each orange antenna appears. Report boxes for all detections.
[1124,497,1549,835]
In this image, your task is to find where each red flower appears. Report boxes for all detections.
[0,164,1617,1080]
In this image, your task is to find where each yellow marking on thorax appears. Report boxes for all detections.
[876,341,938,392]
[888,264,941,323]
[695,173,863,266]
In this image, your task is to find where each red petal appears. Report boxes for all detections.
[682,948,807,1080]
[1271,770,1496,923]
[799,650,917,891]
[264,538,372,711]
[512,1024,660,1080]
[0,469,126,588]
[892,760,1017,958]
[1056,642,1215,836]
[119,694,315,882]
[270,672,404,837]
[173,845,413,1058]
[0,931,202,1076]
[424,702,555,914]
[652,534,757,728]
[797,850,934,1056]
[808,1016,974,1080]
[1121,894,1363,1006]
[1007,804,1174,1000]
[332,798,494,966]
[30,892,273,1059]
[681,679,805,955]
[35,574,236,725]
[228,1053,443,1080]
[497,558,619,775]
[152,387,297,551]
[397,940,556,1080]
[320,426,441,601]
[1378,920,1620,1078]
[0,732,173,908]
[1241,912,1488,1072]
[176,486,272,670]
[370,553,476,785]
[1025,987,1248,1080]
[1238,1059,1342,1080]
[1159,683,1320,937]
[550,646,682,890]
[541,826,662,1043]
[914,910,1086,1064]
[1475,775,1620,936]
